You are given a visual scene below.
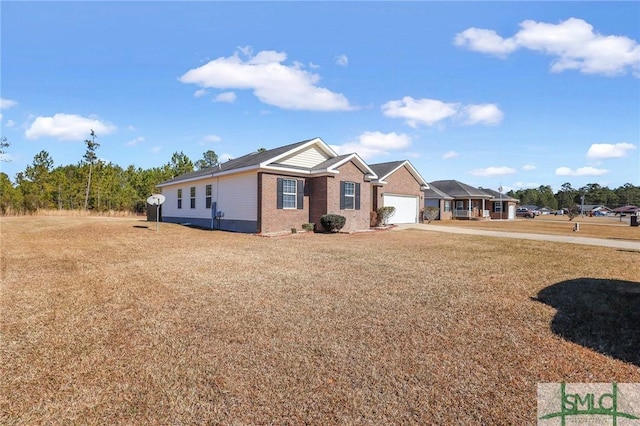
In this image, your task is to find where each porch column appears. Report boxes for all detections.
[482,199,485,216]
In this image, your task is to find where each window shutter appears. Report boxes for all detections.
[297,180,304,210]
[340,181,345,210]
[355,183,361,210]
[277,178,283,209]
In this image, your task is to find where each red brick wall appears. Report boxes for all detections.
[375,165,423,211]
[258,162,372,233]
[258,173,310,234]
[326,161,371,232]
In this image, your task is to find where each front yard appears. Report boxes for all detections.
[1,216,638,424]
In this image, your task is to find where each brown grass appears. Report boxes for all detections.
[428,214,640,241]
[1,216,639,424]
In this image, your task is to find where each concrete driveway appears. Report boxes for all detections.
[393,223,640,251]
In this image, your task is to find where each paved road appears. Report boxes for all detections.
[393,223,640,251]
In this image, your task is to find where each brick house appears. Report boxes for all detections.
[369,161,429,224]
[424,180,518,220]
[156,138,377,234]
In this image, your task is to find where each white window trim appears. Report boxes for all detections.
[282,178,297,209]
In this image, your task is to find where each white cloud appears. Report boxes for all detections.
[330,131,411,159]
[194,89,208,98]
[382,96,503,128]
[513,181,541,189]
[586,142,637,159]
[126,136,145,147]
[555,166,609,176]
[462,103,503,126]
[179,48,354,111]
[214,92,236,103]
[6,119,15,127]
[454,28,518,57]
[469,166,517,177]
[442,150,459,160]
[0,98,17,109]
[201,134,222,144]
[382,97,459,128]
[522,164,536,171]
[335,54,349,66]
[455,17,640,77]
[150,146,162,154]
[25,113,117,141]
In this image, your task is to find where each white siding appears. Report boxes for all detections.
[278,146,330,169]
[160,172,257,221]
[215,172,257,221]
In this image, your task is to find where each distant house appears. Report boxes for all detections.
[423,181,518,220]
[424,185,454,221]
[613,205,640,215]
[369,160,429,224]
[477,187,519,220]
[156,138,377,234]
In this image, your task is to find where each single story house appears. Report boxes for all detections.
[157,138,380,234]
[477,187,519,220]
[613,205,640,215]
[369,160,429,224]
[424,185,454,221]
[424,181,518,220]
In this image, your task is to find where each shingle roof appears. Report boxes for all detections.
[478,187,519,202]
[158,139,315,186]
[368,161,405,180]
[429,180,492,198]
[423,183,453,199]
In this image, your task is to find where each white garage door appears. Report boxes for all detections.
[383,194,419,224]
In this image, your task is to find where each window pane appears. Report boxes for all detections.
[206,185,212,197]
[344,182,355,196]
[282,179,297,208]
[344,196,354,210]
[283,194,296,209]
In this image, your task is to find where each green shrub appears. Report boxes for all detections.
[376,206,396,226]
[302,223,315,232]
[320,214,346,232]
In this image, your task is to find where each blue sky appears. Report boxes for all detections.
[1,1,639,193]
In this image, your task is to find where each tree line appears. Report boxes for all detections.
[1,132,638,215]
[0,132,219,215]
[506,183,640,210]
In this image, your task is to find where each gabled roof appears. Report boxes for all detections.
[613,205,639,213]
[423,183,453,200]
[369,160,429,188]
[429,180,492,199]
[157,137,377,187]
[478,187,519,202]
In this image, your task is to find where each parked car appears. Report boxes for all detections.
[516,207,536,218]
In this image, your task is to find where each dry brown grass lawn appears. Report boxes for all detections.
[1,216,639,424]
[428,214,640,241]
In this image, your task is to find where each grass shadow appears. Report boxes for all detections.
[532,278,640,366]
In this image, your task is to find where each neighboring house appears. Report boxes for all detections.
[423,185,454,221]
[156,138,377,234]
[369,160,429,224]
[613,205,640,215]
[423,182,518,221]
[477,188,519,220]
[428,180,494,220]
[582,205,612,216]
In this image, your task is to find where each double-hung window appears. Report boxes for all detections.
[177,189,182,209]
[276,178,304,210]
[205,184,212,209]
[444,200,451,212]
[494,201,503,213]
[190,187,196,209]
[282,179,297,209]
[340,181,360,210]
